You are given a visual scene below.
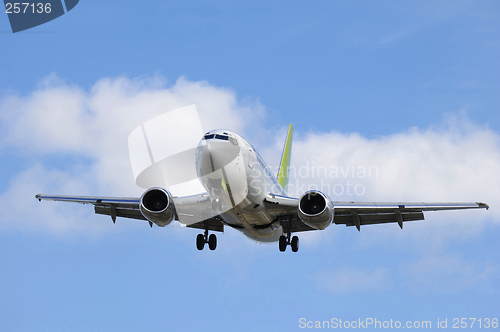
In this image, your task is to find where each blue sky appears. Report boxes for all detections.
[1,1,499,331]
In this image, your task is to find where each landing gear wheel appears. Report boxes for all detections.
[208,234,217,250]
[196,234,205,250]
[279,235,287,252]
[291,236,299,252]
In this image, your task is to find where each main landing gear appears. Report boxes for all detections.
[279,234,299,252]
[196,228,217,251]
[279,216,299,252]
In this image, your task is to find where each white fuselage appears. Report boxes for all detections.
[195,130,286,242]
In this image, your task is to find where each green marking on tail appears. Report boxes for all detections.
[277,124,293,193]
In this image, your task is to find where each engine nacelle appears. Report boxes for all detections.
[298,191,334,230]
[140,188,175,227]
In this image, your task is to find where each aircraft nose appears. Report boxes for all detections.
[196,141,213,177]
[196,137,241,177]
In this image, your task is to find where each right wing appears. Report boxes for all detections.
[265,194,489,232]
[330,201,488,230]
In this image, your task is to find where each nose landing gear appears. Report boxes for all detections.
[196,227,217,251]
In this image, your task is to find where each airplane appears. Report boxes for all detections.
[35,124,489,252]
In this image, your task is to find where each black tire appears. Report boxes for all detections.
[279,235,287,252]
[196,234,205,250]
[291,236,299,252]
[208,234,217,250]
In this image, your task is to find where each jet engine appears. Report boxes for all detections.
[298,191,334,230]
[140,188,175,227]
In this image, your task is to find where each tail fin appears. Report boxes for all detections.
[277,124,293,193]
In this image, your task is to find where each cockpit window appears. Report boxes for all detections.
[215,134,229,140]
[204,133,237,145]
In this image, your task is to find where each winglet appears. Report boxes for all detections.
[277,124,293,193]
[477,202,489,210]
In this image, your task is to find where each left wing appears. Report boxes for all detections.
[35,193,225,231]
[35,194,145,222]
[265,194,489,232]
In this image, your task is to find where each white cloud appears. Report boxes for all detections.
[258,112,499,251]
[0,163,108,234]
[1,74,498,295]
[0,74,265,232]
[0,74,498,241]
[280,113,499,218]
